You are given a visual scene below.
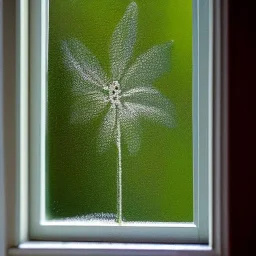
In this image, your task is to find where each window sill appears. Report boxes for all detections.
[9,242,214,256]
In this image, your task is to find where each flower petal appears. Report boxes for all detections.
[98,106,117,153]
[119,103,141,154]
[121,41,173,89]
[110,2,138,81]
[70,92,108,124]
[122,86,161,98]
[124,101,176,128]
[70,74,106,96]
[122,87,174,118]
[62,39,109,90]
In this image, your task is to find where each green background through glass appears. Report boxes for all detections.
[47,0,193,222]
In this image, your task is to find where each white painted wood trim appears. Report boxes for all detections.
[29,0,211,243]
[9,243,214,256]
[0,1,6,256]
[0,0,229,255]
[16,0,29,244]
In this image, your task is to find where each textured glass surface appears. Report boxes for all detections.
[47,0,193,223]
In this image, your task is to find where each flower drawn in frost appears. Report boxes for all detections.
[62,1,175,224]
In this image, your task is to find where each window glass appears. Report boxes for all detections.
[47,0,193,223]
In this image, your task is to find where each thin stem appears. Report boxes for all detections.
[116,118,122,224]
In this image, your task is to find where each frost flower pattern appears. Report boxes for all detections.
[62,1,175,224]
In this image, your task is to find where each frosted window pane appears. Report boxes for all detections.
[47,0,193,223]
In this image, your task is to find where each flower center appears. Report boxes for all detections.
[109,81,121,105]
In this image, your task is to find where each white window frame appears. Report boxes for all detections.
[30,0,209,243]
[0,0,229,255]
